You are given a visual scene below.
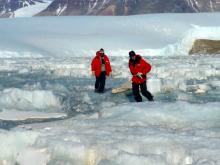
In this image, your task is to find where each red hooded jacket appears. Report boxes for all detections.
[91,51,112,77]
[129,55,151,84]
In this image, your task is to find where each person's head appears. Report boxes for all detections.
[99,48,104,56]
[129,51,136,60]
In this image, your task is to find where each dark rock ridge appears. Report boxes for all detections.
[37,0,220,16]
[1,0,220,17]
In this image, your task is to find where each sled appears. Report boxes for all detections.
[111,81,132,94]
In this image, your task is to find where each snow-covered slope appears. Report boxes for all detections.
[0,0,53,18]
[0,13,220,58]
[14,0,52,17]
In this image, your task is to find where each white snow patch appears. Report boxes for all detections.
[14,0,52,18]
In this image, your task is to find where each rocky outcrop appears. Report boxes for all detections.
[189,39,220,55]
[1,0,220,17]
[37,0,220,16]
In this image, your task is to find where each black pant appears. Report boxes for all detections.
[95,71,106,92]
[132,81,154,102]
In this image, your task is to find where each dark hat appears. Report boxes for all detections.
[100,48,104,53]
[129,51,136,58]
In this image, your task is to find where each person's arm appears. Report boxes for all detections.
[128,62,135,75]
[106,56,112,72]
[91,58,96,76]
[105,56,112,77]
[142,59,151,75]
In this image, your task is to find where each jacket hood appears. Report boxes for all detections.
[96,51,100,56]
[129,54,141,66]
[96,51,105,57]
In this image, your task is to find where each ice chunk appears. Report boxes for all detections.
[0,130,39,164]
[16,148,50,165]
[0,110,67,121]
[148,78,162,94]
[0,88,61,112]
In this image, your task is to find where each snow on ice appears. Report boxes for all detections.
[1,102,220,165]
[0,13,219,165]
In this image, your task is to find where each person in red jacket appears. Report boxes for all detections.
[128,51,154,102]
[91,48,112,93]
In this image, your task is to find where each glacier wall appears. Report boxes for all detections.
[0,13,220,57]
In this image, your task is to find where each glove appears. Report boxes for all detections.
[136,72,143,79]
[107,72,111,78]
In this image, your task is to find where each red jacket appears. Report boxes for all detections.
[129,55,151,84]
[91,51,112,77]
